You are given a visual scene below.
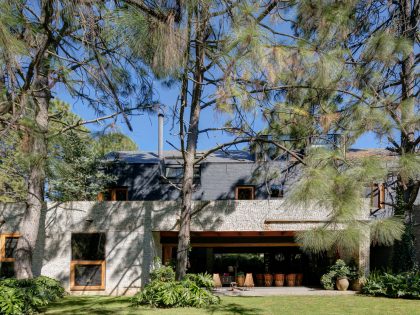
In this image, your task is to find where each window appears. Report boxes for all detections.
[70,233,106,291]
[371,183,385,209]
[0,233,20,278]
[235,186,255,200]
[164,166,200,180]
[97,187,128,201]
[270,185,284,198]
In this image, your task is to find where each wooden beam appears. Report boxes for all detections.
[163,243,300,247]
[159,231,296,237]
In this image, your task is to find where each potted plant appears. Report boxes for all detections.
[236,272,245,287]
[255,273,264,286]
[320,259,355,291]
[350,274,366,291]
[286,273,296,286]
[264,273,273,286]
[296,273,304,286]
[335,267,350,291]
[274,273,285,286]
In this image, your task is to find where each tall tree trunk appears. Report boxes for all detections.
[13,0,53,280]
[14,66,50,279]
[14,71,50,279]
[176,4,207,280]
[392,0,418,271]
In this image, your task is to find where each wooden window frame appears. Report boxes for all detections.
[70,260,106,291]
[70,232,106,291]
[371,183,385,209]
[0,233,20,262]
[235,186,255,200]
[97,187,128,201]
[378,183,385,209]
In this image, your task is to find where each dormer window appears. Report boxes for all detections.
[235,186,255,200]
[164,166,200,180]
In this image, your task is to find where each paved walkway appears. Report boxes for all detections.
[214,286,357,296]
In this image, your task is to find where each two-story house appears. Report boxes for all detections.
[0,117,403,295]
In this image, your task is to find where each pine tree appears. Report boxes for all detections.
[261,0,419,269]
[0,0,150,278]
[117,0,306,279]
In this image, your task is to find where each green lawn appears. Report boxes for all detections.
[41,295,420,315]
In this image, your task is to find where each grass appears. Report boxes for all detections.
[41,295,420,315]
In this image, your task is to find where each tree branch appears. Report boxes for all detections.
[193,137,306,165]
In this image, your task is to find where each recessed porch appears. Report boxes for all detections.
[160,231,335,288]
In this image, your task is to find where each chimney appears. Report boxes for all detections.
[158,113,164,159]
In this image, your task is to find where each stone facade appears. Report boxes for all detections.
[0,199,371,295]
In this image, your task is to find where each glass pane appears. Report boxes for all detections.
[271,185,283,198]
[74,264,102,286]
[0,262,14,278]
[115,189,127,201]
[5,237,18,259]
[71,233,106,260]
[165,167,183,179]
[237,188,253,200]
[103,190,112,201]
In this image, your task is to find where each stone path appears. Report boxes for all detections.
[214,286,357,297]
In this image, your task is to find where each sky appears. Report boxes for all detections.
[69,79,385,153]
[65,4,390,153]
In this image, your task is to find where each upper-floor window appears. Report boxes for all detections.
[97,187,128,201]
[371,183,385,209]
[235,186,255,200]
[164,166,200,180]
[270,185,284,198]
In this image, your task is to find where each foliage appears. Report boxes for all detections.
[149,262,175,283]
[47,129,116,202]
[42,295,420,315]
[362,271,420,299]
[292,148,404,254]
[93,132,138,156]
[213,254,264,273]
[182,273,214,291]
[0,100,141,202]
[320,260,356,290]
[0,132,27,202]
[278,0,419,266]
[320,271,336,290]
[131,264,219,308]
[0,276,65,315]
[370,217,405,247]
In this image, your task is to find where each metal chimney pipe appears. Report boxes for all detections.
[158,113,164,159]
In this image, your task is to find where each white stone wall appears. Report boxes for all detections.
[0,200,371,294]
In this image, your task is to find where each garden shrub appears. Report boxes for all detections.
[320,271,336,290]
[131,264,220,308]
[362,271,420,299]
[0,276,65,315]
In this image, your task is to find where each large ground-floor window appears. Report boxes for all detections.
[70,233,106,291]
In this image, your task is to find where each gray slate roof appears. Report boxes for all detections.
[105,150,255,164]
[105,148,395,164]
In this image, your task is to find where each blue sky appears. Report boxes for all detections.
[69,80,384,152]
[65,5,390,153]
